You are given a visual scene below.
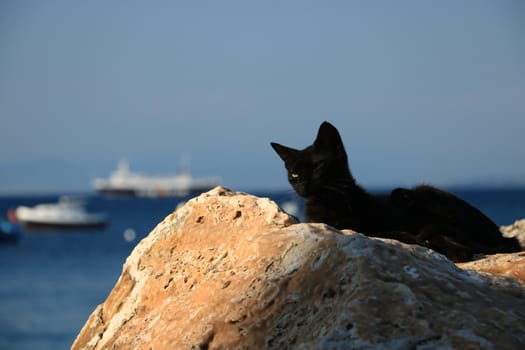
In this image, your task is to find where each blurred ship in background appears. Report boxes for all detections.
[93,160,221,198]
[0,217,21,244]
[13,196,108,230]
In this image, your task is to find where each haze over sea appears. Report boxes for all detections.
[1,1,524,193]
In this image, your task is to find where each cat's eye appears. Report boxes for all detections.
[291,173,299,179]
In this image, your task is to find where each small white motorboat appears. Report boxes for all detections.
[14,196,108,230]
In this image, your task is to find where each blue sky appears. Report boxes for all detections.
[1,1,524,194]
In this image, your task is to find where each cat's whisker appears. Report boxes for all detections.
[321,180,354,193]
[321,185,351,196]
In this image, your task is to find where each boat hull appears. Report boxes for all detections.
[19,220,108,231]
[0,232,20,244]
[0,221,21,244]
[97,188,138,198]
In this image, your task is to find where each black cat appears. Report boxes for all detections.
[391,186,521,256]
[271,121,521,262]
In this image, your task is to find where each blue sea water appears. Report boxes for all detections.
[0,188,524,350]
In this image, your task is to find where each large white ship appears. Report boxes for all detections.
[93,160,221,198]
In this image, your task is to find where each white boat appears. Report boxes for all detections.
[93,160,221,198]
[15,196,108,230]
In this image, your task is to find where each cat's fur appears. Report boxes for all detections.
[271,121,521,262]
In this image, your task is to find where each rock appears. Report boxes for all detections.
[454,220,525,284]
[501,219,525,248]
[459,252,525,284]
[72,187,525,350]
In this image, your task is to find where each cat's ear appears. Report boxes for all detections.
[271,142,299,163]
[314,121,345,153]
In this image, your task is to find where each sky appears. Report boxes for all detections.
[1,0,524,194]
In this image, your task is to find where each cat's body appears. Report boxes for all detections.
[271,121,521,262]
[302,179,418,234]
[391,185,521,255]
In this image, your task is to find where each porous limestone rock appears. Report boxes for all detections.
[459,252,525,284]
[456,220,525,284]
[72,187,525,350]
[455,219,525,284]
[501,219,525,248]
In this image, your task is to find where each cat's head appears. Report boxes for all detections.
[271,121,352,197]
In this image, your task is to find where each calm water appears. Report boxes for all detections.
[0,188,524,350]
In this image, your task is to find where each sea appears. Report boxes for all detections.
[1,188,525,350]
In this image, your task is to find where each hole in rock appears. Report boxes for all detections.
[322,288,336,299]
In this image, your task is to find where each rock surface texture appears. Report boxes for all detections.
[459,252,525,284]
[72,187,525,350]
[501,218,525,248]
